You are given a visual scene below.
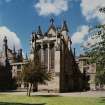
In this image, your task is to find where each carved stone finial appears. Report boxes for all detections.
[50,17,54,25]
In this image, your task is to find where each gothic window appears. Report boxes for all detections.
[48,34,52,37]
[17,65,21,69]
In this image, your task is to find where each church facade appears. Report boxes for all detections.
[30,19,86,92]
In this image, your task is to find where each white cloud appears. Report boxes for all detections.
[71,25,101,48]
[71,25,89,45]
[0,26,21,51]
[0,0,12,4]
[5,0,12,3]
[80,0,105,23]
[71,25,102,49]
[34,0,69,16]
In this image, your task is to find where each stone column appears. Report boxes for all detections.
[41,43,44,66]
[54,39,61,92]
[47,43,50,72]
[54,39,61,73]
[21,83,24,89]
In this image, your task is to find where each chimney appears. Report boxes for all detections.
[17,49,23,62]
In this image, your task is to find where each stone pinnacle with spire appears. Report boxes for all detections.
[61,20,69,32]
[3,36,8,58]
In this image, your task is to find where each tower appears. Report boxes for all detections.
[3,36,11,70]
[3,36,8,59]
[61,20,72,50]
[0,36,15,91]
[61,20,68,35]
[13,45,17,63]
[17,49,23,62]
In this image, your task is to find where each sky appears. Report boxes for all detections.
[0,0,105,56]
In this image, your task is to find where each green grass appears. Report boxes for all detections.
[0,94,105,105]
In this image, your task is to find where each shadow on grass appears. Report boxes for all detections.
[0,102,45,105]
[99,97,105,103]
[31,95,61,98]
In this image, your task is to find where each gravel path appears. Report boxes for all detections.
[0,91,105,97]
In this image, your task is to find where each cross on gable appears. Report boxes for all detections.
[50,18,54,25]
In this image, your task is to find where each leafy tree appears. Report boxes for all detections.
[22,51,50,96]
[0,61,17,91]
[84,25,105,88]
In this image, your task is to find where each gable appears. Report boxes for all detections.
[48,28,56,37]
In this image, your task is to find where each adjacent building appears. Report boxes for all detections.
[77,55,96,90]
[0,36,27,88]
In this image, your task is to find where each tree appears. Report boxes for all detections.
[0,61,17,91]
[84,25,105,88]
[22,51,50,96]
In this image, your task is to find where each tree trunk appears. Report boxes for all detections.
[33,82,38,92]
[26,82,29,96]
[28,83,32,96]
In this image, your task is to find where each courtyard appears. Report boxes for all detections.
[0,91,105,105]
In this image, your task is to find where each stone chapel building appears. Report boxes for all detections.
[29,19,87,92]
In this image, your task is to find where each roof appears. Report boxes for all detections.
[61,20,69,32]
[47,18,56,34]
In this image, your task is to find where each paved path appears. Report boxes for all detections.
[0,91,105,97]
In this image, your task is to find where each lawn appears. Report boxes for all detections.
[0,94,105,105]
